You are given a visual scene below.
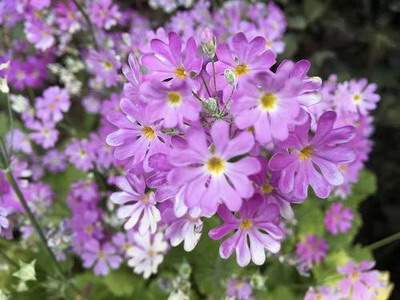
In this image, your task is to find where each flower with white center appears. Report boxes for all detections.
[127,231,168,279]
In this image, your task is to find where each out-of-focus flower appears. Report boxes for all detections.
[324,202,353,235]
[296,235,328,272]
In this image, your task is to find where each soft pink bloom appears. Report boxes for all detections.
[324,202,353,235]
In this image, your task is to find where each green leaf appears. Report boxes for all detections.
[103,268,142,297]
[303,0,327,22]
[13,260,36,282]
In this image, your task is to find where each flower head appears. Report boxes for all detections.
[324,202,353,235]
[296,235,328,272]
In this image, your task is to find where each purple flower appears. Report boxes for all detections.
[6,129,32,154]
[24,17,55,51]
[42,149,67,173]
[106,99,168,171]
[304,286,337,300]
[168,121,260,215]
[122,54,145,101]
[335,79,380,116]
[209,196,284,266]
[86,49,121,88]
[65,139,94,171]
[89,0,121,30]
[35,86,70,123]
[142,80,201,128]
[226,278,254,300]
[232,60,319,143]
[127,231,168,279]
[28,120,59,149]
[111,174,161,233]
[337,260,382,300]
[142,32,203,84]
[82,239,122,276]
[0,206,10,235]
[324,202,353,235]
[55,1,81,33]
[112,232,135,258]
[269,111,355,200]
[295,235,328,272]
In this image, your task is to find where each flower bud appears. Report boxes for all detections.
[200,27,216,58]
[202,97,219,114]
[224,68,236,85]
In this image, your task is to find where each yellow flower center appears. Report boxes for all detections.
[103,61,113,70]
[261,183,274,194]
[206,156,225,176]
[167,91,182,106]
[234,64,249,76]
[259,93,278,111]
[98,250,106,260]
[299,146,314,160]
[175,67,187,79]
[142,126,156,140]
[353,93,362,103]
[239,219,253,230]
[351,271,360,282]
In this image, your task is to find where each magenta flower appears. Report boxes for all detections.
[82,239,122,276]
[142,32,203,84]
[232,60,319,143]
[111,174,161,233]
[27,120,59,149]
[35,86,70,123]
[269,111,355,200]
[209,196,284,266]
[208,32,275,89]
[42,149,66,172]
[324,202,353,235]
[106,99,168,171]
[304,286,337,300]
[142,81,201,128]
[65,139,94,171]
[24,18,55,51]
[296,235,328,272]
[168,121,260,215]
[122,54,145,101]
[337,260,382,300]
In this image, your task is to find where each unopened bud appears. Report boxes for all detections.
[224,69,236,85]
[202,97,218,114]
[200,27,216,58]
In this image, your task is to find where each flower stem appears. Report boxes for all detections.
[3,169,66,277]
[366,231,400,251]
[71,0,99,50]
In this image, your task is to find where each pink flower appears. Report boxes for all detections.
[337,260,382,300]
[106,99,168,171]
[296,235,328,272]
[209,196,284,266]
[168,121,260,215]
[142,80,201,128]
[111,174,161,233]
[82,239,122,276]
[142,32,203,84]
[35,86,70,123]
[324,202,353,235]
[269,111,355,200]
[89,0,121,30]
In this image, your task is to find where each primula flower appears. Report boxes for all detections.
[209,32,275,89]
[65,139,93,171]
[269,111,355,200]
[226,278,254,300]
[42,149,67,172]
[168,120,260,215]
[6,129,32,154]
[28,120,59,149]
[24,18,55,51]
[35,86,70,123]
[0,206,10,235]
[111,174,161,233]
[335,79,380,116]
[55,1,81,33]
[122,54,145,101]
[337,260,382,300]
[142,32,203,84]
[209,196,284,267]
[106,99,168,171]
[82,239,122,276]
[295,235,328,272]
[89,0,121,30]
[232,60,319,143]
[142,80,201,128]
[304,286,337,300]
[127,231,168,279]
[324,202,353,235]
[86,49,121,88]
[112,232,135,258]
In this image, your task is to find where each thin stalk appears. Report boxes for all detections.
[71,0,99,50]
[0,248,18,268]
[211,58,217,94]
[6,93,14,154]
[366,231,400,251]
[3,169,66,277]
[199,73,212,97]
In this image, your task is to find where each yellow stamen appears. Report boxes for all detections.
[239,219,253,230]
[259,93,278,111]
[353,93,362,103]
[142,126,156,140]
[206,156,225,176]
[167,91,182,106]
[261,183,274,194]
[175,67,187,79]
[103,61,113,70]
[234,64,249,76]
[299,146,314,160]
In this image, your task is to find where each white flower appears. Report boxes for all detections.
[127,232,168,279]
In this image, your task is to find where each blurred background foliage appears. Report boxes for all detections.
[274,0,400,298]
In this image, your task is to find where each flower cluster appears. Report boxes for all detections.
[0,0,383,294]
